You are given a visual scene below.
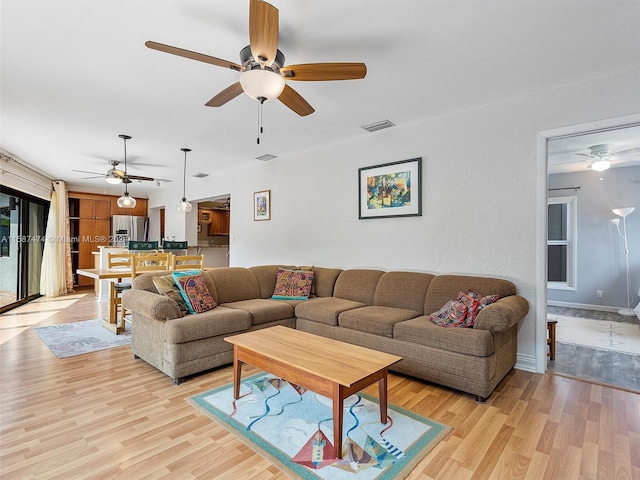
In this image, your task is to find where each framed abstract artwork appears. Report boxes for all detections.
[358,157,422,219]
[253,190,271,221]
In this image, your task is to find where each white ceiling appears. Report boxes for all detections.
[2,0,640,194]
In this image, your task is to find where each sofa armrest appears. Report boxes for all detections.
[122,289,181,322]
[473,295,529,333]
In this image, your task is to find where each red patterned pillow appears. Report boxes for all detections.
[455,291,479,326]
[172,272,217,314]
[429,300,469,327]
[271,269,315,300]
[455,290,500,326]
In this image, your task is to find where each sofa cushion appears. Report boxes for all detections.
[394,316,495,357]
[207,267,262,303]
[424,275,516,316]
[221,299,294,325]
[338,306,420,337]
[374,271,434,314]
[173,271,217,314]
[152,274,190,317]
[132,270,173,293]
[272,268,315,300]
[295,297,365,326]
[333,269,385,304]
[311,267,343,297]
[163,306,252,344]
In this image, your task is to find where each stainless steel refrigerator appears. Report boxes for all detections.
[111,215,149,245]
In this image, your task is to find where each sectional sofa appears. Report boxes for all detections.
[122,265,529,401]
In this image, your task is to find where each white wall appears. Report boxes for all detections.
[148,66,640,373]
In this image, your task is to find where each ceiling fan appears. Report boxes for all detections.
[572,144,640,174]
[555,143,640,180]
[145,0,367,118]
[73,160,158,185]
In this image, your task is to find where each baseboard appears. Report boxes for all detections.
[515,353,538,373]
[547,300,620,313]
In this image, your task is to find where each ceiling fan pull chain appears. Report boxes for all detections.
[257,97,266,144]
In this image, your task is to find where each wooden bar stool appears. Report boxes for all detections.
[107,253,132,330]
[547,320,558,361]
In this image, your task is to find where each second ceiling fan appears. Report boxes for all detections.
[145,0,367,117]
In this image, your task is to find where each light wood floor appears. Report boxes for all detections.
[1,292,639,480]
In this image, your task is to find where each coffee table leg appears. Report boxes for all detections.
[333,385,343,459]
[378,369,388,424]
[233,348,243,400]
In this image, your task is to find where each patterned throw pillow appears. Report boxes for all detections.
[429,300,469,327]
[454,290,500,327]
[172,271,217,314]
[152,274,190,317]
[271,268,315,300]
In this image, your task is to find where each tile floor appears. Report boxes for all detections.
[547,306,640,392]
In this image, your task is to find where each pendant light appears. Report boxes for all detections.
[177,148,192,212]
[116,134,137,208]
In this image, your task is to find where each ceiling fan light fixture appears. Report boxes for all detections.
[239,69,285,101]
[591,158,611,172]
[105,171,123,184]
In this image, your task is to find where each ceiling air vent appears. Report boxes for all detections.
[192,173,209,178]
[256,154,278,161]
[361,119,395,133]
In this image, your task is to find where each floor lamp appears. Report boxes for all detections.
[611,207,636,316]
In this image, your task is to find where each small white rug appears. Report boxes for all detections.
[551,315,640,355]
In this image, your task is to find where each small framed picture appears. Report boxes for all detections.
[253,190,271,221]
[358,157,422,219]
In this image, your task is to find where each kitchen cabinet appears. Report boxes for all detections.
[208,210,230,235]
[68,193,111,287]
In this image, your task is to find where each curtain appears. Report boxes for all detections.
[40,181,69,297]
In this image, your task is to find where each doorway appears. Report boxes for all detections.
[0,186,49,312]
[544,120,640,390]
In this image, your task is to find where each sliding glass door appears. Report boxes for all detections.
[0,186,49,312]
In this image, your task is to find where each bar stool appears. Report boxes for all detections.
[107,253,132,329]
[547,320,558,361]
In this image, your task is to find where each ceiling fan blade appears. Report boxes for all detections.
[249,0,279,67]
[205,82,244,107]
[573,153,591,157]
[126,174,155,182]
[278,84,314,116]
[73,169,104,175]
[81,175,106,180]
[145,41,243,71]
[613,146,640,156]
[282,63,367,81]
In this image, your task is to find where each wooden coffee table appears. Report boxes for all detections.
[225,326,401,459]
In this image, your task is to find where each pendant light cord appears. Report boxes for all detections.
[182,151,187,198]
[122,135,129,195]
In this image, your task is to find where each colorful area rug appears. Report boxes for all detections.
[551,314,640,355]
[34,319,131,358]
[188,373,451,480]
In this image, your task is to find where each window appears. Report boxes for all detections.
[547,196,577,290]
